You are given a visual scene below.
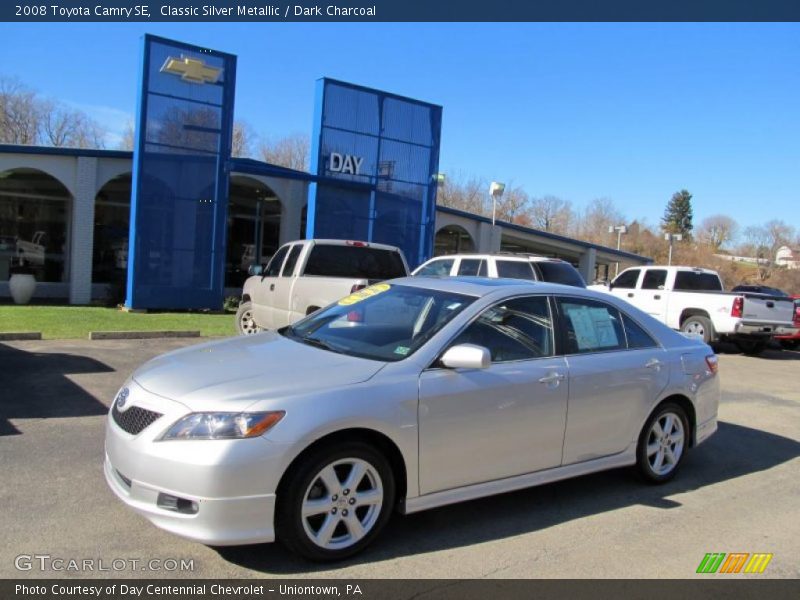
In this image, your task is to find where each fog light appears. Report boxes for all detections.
[157,493,199,514]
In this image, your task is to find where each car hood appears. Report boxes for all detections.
[132,332,387,412]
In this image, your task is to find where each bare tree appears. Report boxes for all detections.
[697,214,739,251]
[578,197,626,245]
[0,75,107,148]
[435,173,488,216]
[0,76,43,144]
[231,120,255,158]
[528,195,573,233]
[259,133,309,171]
[118,121,135,151]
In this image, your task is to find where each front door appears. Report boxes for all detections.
[252,244,289,328]
[418,295,568,494]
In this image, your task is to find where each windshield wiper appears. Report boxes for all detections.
[297,336,343,354]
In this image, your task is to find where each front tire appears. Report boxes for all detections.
[276,442,395,561]
[681,315,714,344]
[235,301,262,335]
[636,403,690,484]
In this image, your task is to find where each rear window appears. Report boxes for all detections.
[532,261,585,287]
[674,271,723,292]
[496,260,536,280]
[303,245,407,280]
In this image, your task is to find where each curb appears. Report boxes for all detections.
[88,331,201,340]
[0,332,42,341]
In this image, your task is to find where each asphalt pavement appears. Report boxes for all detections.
[0,337,798,579]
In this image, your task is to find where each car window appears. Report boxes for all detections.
[641,269,667,290]
[285,284,475,362]
[532,261,586,287]
[457,258,487,276]
[557,297,626,354]
[304,245,407,279]
[416,258,454,277]
[265,245,289,277]
[451,296,553,362]
[281,244,303,277]
[621,313,658,349]
[612,269,640,289]
[674,271,723,291]
[496,260,536,280]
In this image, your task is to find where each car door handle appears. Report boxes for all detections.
[654,294,661,300]
[645,358,663,370]
[627,293,634,298]
[269,283,275,291]
[538,373,565,384]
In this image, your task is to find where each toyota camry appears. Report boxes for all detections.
[104,277,719,561]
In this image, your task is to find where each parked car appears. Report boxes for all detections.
[413,253,586,287]
[590,266,798,355]
[105,277,719,561]
[774,295,800,349]
[236,239,409,335]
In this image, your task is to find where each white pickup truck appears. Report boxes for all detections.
[236,239,409,334]
[591,265,798,354]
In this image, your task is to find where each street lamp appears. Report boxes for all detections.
[489,181,505,226]
[608,225,628,276]
[665,232,683,266]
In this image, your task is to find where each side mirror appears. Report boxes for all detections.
[440,344,491,370]
[248,264,263,276]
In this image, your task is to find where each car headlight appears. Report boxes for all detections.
[159,411,285,441]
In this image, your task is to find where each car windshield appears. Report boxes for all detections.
[281,284,476,362]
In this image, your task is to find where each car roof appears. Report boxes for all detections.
[389,276,594,298]
[422,253,565,262]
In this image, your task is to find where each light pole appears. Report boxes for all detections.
[489,181,505,226]
[665,232,683,266]
[608,225,627,276]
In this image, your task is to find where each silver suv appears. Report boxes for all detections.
[412,253,586,287]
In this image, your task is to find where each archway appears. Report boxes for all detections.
[93,173,131,285]
[227,176,282,288]
[0,168,71,283]
[434,224,475,256]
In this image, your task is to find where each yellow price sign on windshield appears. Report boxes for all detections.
[338,283,391,306]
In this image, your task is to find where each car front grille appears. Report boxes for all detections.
[112,404,163,435]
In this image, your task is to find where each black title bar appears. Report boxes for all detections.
[3,0,800,22]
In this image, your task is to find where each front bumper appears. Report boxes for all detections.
[103,382,289,546]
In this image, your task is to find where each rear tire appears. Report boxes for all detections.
[681,316,714,344]
[636,403,690,484]
[276,442,395,562]
[235,301,262,335]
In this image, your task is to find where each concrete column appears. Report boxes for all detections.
[279,180,305,245]
[69,157,97,304]
[578,247,597,284]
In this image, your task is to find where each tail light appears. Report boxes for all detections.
[793,304,800,326]
[345,240,368,247]
[731,297,744,318]
[350,283,367,293]
[705,354,719,375]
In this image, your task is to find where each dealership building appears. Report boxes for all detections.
[0,35,650,308]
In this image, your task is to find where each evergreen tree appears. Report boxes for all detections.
[662,190,694,237]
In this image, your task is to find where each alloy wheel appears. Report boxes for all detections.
[645,412,685,476]
[300,458,384,550]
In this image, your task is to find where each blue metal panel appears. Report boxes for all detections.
[126,35,236,309]
[307,78,442,268]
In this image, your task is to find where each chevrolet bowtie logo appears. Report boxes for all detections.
[160,56,222,84]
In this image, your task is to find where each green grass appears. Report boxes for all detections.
[0,305,236,339]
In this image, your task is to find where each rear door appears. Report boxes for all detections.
[635,268,669,321]
[556,296,669,464]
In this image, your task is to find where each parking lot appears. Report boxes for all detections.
[0,337,798,579]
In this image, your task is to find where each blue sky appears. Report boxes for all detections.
[1,22,798,232]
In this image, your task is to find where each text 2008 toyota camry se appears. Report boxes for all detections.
[105,277,719,561]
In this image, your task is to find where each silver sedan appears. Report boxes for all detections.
[104,277,719,561]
